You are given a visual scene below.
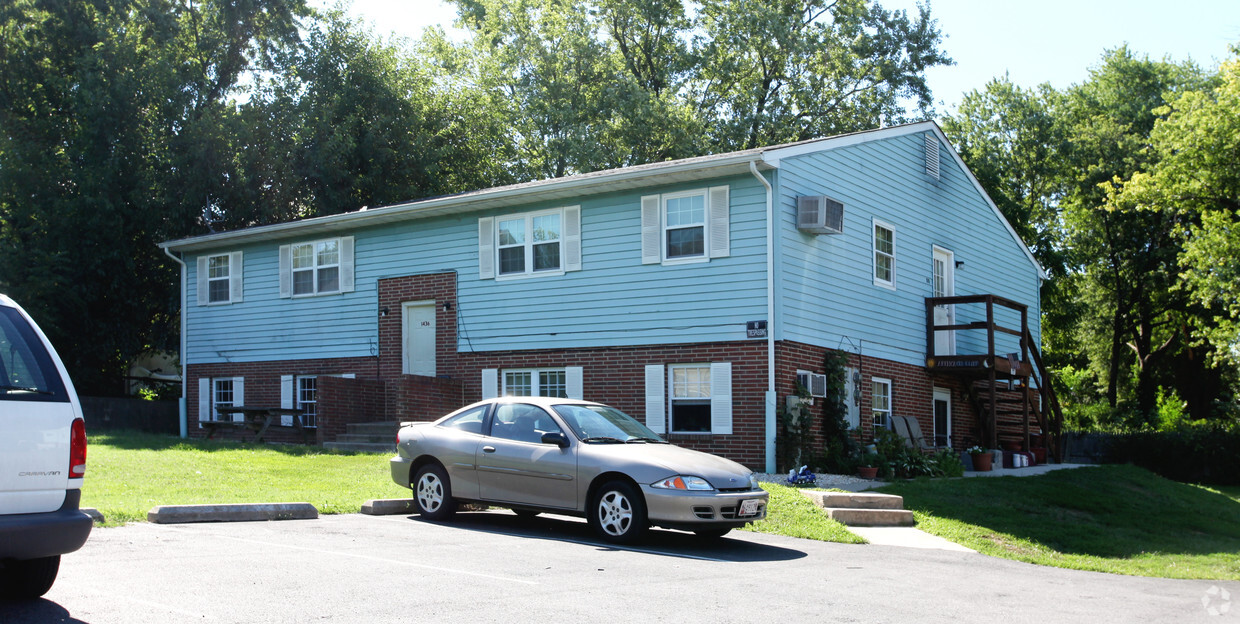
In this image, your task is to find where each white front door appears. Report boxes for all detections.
[932,247,956,356]
[933,387,952,447]
[403,302,436,376]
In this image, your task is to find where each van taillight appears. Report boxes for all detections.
[70,418,87,478]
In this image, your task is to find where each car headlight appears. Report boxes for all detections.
[748,473,760,490]
[651,476,715,491]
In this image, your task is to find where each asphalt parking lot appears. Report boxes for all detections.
[3,511,1232,623]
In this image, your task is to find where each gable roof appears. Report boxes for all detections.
[159,122,1043,278]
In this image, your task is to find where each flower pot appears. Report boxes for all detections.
[857,466,879,479]
[971,452,993,472]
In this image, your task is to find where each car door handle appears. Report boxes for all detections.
[482,446,496,453]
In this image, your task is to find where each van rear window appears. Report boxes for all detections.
[0,307,69,402]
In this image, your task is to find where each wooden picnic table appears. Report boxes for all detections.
[207,406,313,443]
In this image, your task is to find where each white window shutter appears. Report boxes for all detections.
[481,368,498,399]
[640,195,661,265]
[644,364,665,434]
[232,377,245,422]
[281,375,294,410]
[708,186,730,258]
[566,366,583,400]
[339,236,355,293]
[478,217,495,279]
[844,367,861,429]
[710,362,732,435]
[229,251,244,303]
[196,256,209,306]
[198,377,210,424]
[279,244,292,298]
[563,205,582,272]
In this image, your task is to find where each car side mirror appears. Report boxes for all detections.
[541,431,570,448]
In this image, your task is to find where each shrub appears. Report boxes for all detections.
[1104,423,1240,485]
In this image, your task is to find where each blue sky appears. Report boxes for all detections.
[325,0,1239,116]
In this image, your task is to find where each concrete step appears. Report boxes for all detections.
[323,441,396,453]
[800,490,916,527]
[823,508,915,527]
[346,421,403,435]
[333,433,396,444]
[800,491,905,510]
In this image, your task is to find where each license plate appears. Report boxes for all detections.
[738,499,762,518]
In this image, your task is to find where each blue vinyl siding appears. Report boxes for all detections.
[185,173,770,365]
[775,132,1041,367]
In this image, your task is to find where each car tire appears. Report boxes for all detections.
[693,528,732,539]
[413,464,457,521]
[589,480,648,544]
[0,555,60,600]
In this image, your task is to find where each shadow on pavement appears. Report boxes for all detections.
[0,597,90,624]
[402,509,808,563]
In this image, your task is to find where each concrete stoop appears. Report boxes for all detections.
[323,421,402,453]
[800,491,915,527]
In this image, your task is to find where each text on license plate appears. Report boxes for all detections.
[738,499,761,517]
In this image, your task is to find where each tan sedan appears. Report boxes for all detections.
[390,397,768,543]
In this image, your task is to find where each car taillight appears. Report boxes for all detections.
[70,418,87,478]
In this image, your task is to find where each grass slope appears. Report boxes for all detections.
[741,483,865,544]
[82,432,408,525]
[880,465,1240,580]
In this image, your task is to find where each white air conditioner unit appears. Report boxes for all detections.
[797,195,844,234]
[796,371,829,398]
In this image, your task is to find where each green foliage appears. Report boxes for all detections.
[774,384,815,473]
[816,350,860,474]
[1104,423,1240,485]
[883,465,1240,579]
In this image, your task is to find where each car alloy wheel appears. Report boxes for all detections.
[591,480,647,544]
[413,464,456,521]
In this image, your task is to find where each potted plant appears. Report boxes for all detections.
[857,452,881,479]
[967,445,993,472]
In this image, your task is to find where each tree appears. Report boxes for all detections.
[1108,52,1240,395]
[692,0,951,150]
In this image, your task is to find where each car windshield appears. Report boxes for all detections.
[553,404,665,443]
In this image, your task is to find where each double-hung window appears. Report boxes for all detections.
[279,237,354,298]
[641,186,730,265]
[196,251,242,305]
[479,207,580,279]
[669,364,711,433]
[871,377,892,431]
[198,376,244,423]
[498,210,562,276]
[296,376,317,427]
[503,368,568,398]
[873,220,896,288]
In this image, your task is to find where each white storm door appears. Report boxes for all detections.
[932,247,956,356]
[403,301,436,376]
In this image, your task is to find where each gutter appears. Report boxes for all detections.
[750,160,777,474]
[162,247,189,438]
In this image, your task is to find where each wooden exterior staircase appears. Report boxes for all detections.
[925,295,1064,461]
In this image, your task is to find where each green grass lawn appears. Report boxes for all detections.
[83,432,408,525]
[740,483,865,544]
[879,465,1240,580]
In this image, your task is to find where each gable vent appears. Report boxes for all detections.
[924,133,940,180]
[797,195,844,235]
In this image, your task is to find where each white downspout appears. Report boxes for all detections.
[750,160,776,473]
[162,247,189,438]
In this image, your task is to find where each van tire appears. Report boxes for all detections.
[1,555,60,600]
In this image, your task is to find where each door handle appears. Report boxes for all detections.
[482,446,496,453]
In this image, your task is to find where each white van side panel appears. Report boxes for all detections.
[0,401,73,514]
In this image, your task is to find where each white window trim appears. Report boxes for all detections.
[661,190,709,265]
[279,236,354,298]
[871,376,892,432]
[479,206,581,280]
[662,362,732,435]
[198,376,245,424]
[872,219,896,290]
[196,251,243,306]
[641,186,729,266]
[485,367,582,400]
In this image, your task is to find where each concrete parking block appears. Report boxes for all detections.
[360,498,417,515]
[147,502,318,524]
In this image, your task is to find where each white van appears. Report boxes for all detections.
[0,294,92,600]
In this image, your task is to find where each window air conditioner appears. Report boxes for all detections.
[796,195,844,235]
